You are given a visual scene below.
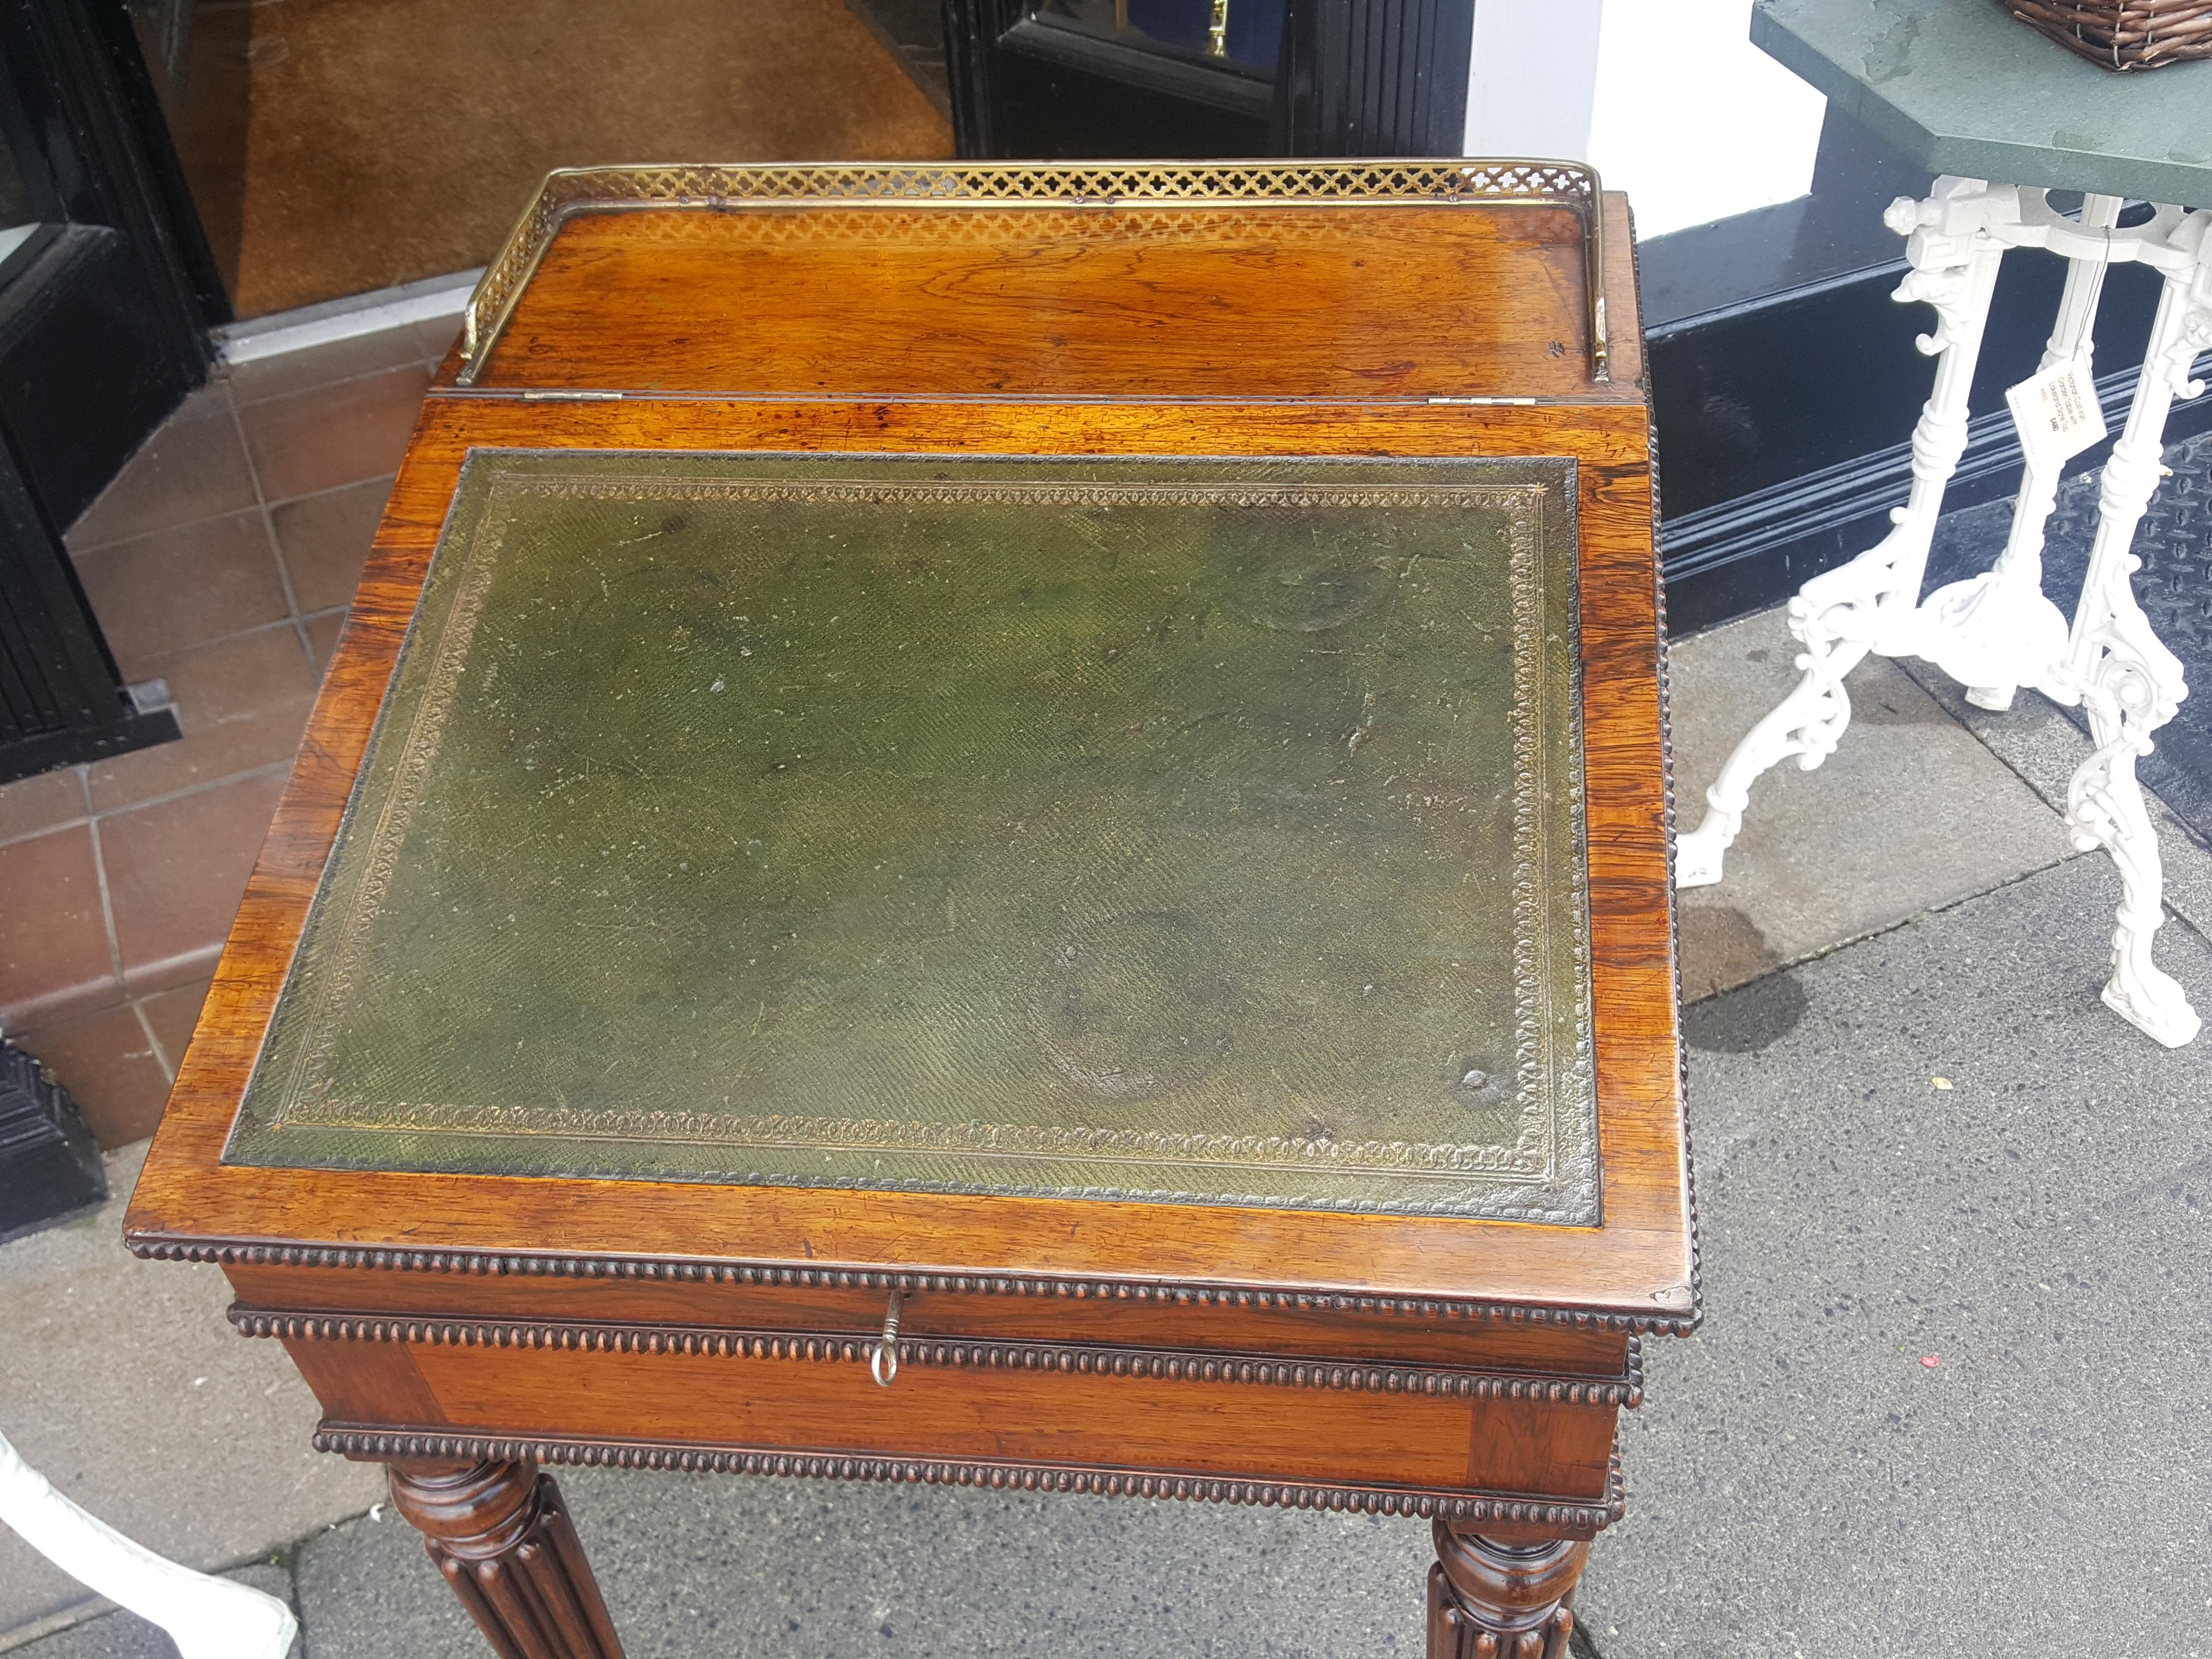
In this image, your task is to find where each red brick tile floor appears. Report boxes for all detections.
[0,316,458,1148]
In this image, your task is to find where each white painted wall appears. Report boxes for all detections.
[1461,0,1605,162]
[1586,1,1828,236]
[1462,0,1828,239]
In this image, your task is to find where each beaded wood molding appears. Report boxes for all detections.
[312,1429,1629,1535]
[1643,358,1706,1333]
[130,1236,1700,1336]
[231,1309,1646,1409]
[456,159,1611,388]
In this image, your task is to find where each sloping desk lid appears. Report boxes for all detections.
[224,451,1600,1225]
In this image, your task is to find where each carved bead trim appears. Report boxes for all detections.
[234,1309,1646,1409]
[130,1235,1696,1337]
[317,1427,1629,1534]
[1639,391,1706,1336]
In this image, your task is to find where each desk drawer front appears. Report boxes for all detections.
[285,1333,1624,1533]
[224,1264,1641,1380]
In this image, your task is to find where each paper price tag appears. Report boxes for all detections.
[2005,355,2108,470]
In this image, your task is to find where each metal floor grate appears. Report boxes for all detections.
[1927,429,2212,846]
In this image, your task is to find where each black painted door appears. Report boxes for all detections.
[944,0,1472,159]
[0,0,219,782]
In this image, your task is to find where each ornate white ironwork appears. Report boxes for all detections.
[1676,178,2013,887]
[1677,180,2210,1047]
[1909,194,2122,711]
[0,1429,298,1659]
[2048,208,2210,1046]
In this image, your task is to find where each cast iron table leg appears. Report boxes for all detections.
[1676,175,2209,1047]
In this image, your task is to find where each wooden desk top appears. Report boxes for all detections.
[126,162,1693,1338]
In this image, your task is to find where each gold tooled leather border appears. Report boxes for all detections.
[226,458,1598,1223]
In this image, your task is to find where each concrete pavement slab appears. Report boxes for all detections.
[1668,614,2075,1001]
[1577,854,2212,1657]
[1921,434,2212,845]
[1896,657,2212,949]
[295,1470,1447,1658]
[289,1494,471,1659]
[1,1565,295,1659]
[0,1143,381,1636]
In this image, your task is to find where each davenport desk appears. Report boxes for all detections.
[124,163,1695,1658]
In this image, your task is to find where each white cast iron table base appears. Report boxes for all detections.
[1676,178,2211,1048]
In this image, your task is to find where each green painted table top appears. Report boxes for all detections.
[224,452,1601,1225]
[1753,0,2212,206]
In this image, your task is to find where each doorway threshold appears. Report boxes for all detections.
[217,268,482,366]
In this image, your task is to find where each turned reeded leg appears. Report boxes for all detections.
[387,1459,626,1659]
[1426,1521,1590,1659]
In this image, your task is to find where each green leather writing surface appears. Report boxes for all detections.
[226,453,1599,1223]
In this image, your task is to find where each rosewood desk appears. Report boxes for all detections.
[124,162,1695,1659]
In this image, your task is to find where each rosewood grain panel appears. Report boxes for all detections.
[477,205,1610,402]
[284,1331,445,1425]
[1598,193,1645,390]
[374,1340,1622,1500]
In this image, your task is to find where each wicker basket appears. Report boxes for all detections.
[2004,0,2212,68]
